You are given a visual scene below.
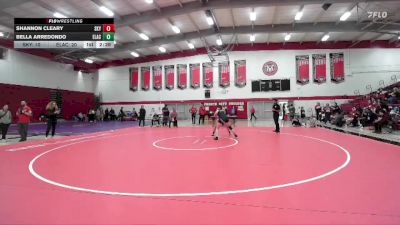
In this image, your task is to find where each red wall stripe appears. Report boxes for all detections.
[100,95,356,105]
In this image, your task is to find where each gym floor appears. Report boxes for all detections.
[0,122,399,224]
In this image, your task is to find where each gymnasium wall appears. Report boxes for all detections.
[97,48,400,117]
[0,49,96,121]
[0,49,96,93]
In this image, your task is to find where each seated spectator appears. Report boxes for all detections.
[109,108,116,121]
[332,102,341,115]
[360,108,376,127]
[132,108,138,120]
[77,112,84,122]
[152,114,160,127]
[332,112,345,127]
[118,107,126,122]
[309,116,317,128]
[387,93,397,104]
[374,108,389,133]
[347,107,360,127]
[292,116,302,127]
[104,108,109,121]
[323,103,331,123]
[88,109,96,122]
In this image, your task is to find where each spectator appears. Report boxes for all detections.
[315,102,322,121]
[169,108,178,128]
[332,112,345,127]
[288,104,295,121]
[387,93,397,104]
[88,109,96,122]
[162,105,170,127]
[132,108,138,120]
[45,101,60,138]
[292,115,302,127]
[300,107,306,119]
[16,101,32,142]
[138,105,146,127]
[374,109,389,133]
[96,108,102,121]
[0,104,12,141]
[199,104,206,125]
[189,105,197,124]
[118,107,125,122]
[250,105,257,121]
[109,108,116,121]
[104,108,109,121]
[323,103,331,123]
[282,103,287,123]
[151,108,160,127]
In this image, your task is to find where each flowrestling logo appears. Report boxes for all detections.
[263,61,278,76]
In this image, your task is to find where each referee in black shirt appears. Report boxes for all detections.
[272,99,281,133]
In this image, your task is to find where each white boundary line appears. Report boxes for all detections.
[5,133,110,152]
[29,132,351,197]
[153,136,238,151]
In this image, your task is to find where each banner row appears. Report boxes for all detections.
[295,52,344,85]
[129,60,246,91]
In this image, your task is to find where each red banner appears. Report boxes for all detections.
[164,65,174,90]
[141,67,150,91]
[312,54,327,83]
[129,67,139,91]
[296,55,309,85]
[234,60,246,87]
[152,65,162,90]
[219,61,230,87]
[177,64,187,89]
[203,62,213,88]
[190,63,200,89]
[330,53,345,83]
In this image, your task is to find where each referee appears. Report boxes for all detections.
[272,99,281,133]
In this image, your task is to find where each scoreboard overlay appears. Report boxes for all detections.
[14,18,115,49]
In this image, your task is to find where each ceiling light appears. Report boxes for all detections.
[84,58,93,64]
[250,11,256,21]
[398,35,400,40]
[145,0,153,3]
[0,32,4,37]
[171,25,180,34]
[284,34,291,41]
[159,46,166,53]
[216,38,222,46]
[295,11,303,21]
[206,16,214,25]
[321,34,330,41]
[114,40,117,44]
[340,11,351,21]
[188,43,195,49]
[99,6,114,17]
[249,34,255,42]
[130,51,139,57]
[139,33,149,40]
[53,12,66,18]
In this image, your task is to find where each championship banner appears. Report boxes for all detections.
[203,62,213,88]
[129,67,139,91]
[330,52,345,83]
[219,61,230,88]
[152,65,162,90]
[140,67,150,91]
[234,60,246,87]
[177,64,187,89]
[190,63,200,89]
[295,55,309,85]
[164,65,174,90]
[312,54,327,83]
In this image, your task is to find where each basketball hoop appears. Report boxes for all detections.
[203,35,236,67]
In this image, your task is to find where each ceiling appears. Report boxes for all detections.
[0,0,400,64]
